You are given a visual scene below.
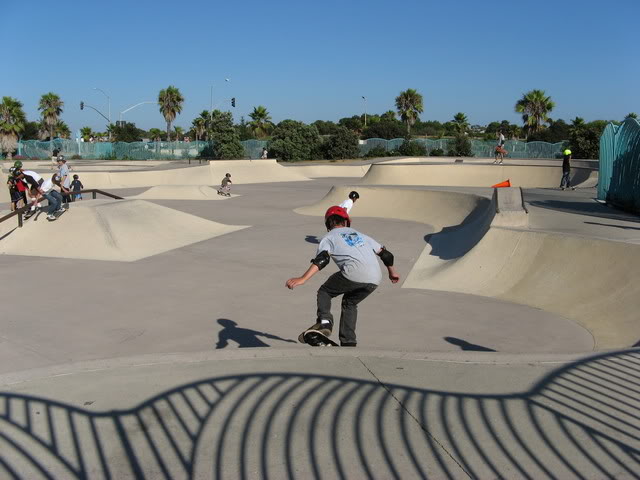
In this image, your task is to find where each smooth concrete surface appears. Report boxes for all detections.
[130,185,238,201]
[0,199,248,261]
[0,349,638,479]
[360,162,598,188]
[1,161,639,478]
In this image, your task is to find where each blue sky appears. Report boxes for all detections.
[2,0,638,134]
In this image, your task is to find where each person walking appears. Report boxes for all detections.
[560,149,575,190]
[286,206,400,347]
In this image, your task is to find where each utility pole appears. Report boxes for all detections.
[362,96,367,127]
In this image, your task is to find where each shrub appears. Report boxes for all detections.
[447,134,473,156]
[269,120,321,161]
[399,140,427,156]
[569,125,601,159]
[429,148,445,157]
[322,127,359,160]
[364,145,388,158]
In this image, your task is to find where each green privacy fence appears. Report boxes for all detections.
[15,137,567,161]
[598,118,640,212]
[360,138,568,159]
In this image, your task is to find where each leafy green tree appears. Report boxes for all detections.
[158,86,184,141]
[395,88,424,134]
[38,92,64,144]
[452,112,469,134]
[312,120,340,136]
[80,126,94,141]
[322,127,359,159]
[269,120,321,161]
[236,116,254,141]
[515,89,555,136]
[113,123,143,142]
[249,105,275,138]
[338,116,364,135]
[148,128,164,142]
[21,121,39,140]
[362,119,405,139]
[528,119,570,143]
[448,133,473,157]
[399,140,427,156]
[207,110,244,159]
[0,96,26,159]
[381,110,396,121]
[569,120,608,159]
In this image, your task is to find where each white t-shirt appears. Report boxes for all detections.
[40,178,55,193]
[339,198,354,213]
[498,133,505,145]
[317,227,382,285]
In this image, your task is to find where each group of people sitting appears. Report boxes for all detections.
[6,155,84,221]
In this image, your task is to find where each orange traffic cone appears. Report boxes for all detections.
[492,179,511,188]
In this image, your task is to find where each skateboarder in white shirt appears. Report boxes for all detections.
[339,191,359,214]
[286,205,400,347]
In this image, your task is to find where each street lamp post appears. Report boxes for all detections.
[362,96,367,127]
[93,87,111,140]
[119,101,156,123]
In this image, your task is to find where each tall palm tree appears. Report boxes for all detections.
[395,89,424,134]
[192,117,207,141]
[158,86,184,141]
[248,106,274,138]
[38,92,64,146]
[381,110,396,121]
[452,112,469,134]
[0,96,26,159]
[514,89,555,136]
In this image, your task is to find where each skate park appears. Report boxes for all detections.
[1,157,639,478]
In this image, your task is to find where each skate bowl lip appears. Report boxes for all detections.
[0,347,618,389]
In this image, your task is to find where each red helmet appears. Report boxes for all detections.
[324,206,350,227]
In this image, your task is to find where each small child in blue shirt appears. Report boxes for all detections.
[70,174,84,201]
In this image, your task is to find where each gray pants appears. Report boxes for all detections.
[317,272,377,345]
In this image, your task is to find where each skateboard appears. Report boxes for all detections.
[217,190,231,197]
[300,329,339,347]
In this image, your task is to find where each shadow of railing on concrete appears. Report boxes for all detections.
[0,349,638,478]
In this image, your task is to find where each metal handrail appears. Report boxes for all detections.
[0,189,124,228]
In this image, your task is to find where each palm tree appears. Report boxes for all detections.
[514,89,555,136]
[395,89,424,134]
[148,128,164,142]
[38,92,64,146]
[192,117,207,142]
[625,112,638,120]
[248,106,274,138]
[80,126,93,141]
[174,126,184,142]
[0,96,26,159]
[381,110,396,121]
[452,112,469,134]
[158,86,184,141]
[55,120,71,139]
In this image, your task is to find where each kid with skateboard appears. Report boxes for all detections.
[286,206,400,347]
[218,173,232,196]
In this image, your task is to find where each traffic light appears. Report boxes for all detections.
[80,101,84,110]
[231,97,236,108]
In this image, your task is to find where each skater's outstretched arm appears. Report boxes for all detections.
[285,264,319,290]
[377,247,400,284]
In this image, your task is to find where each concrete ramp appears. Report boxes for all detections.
[360,163,597,188]
[0,199,248,261]
[0,171,9,204]
[131,185,237,200]
[295,185,490,229]
[208,160,309,184]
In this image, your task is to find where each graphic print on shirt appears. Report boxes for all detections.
[340,232,364,248]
